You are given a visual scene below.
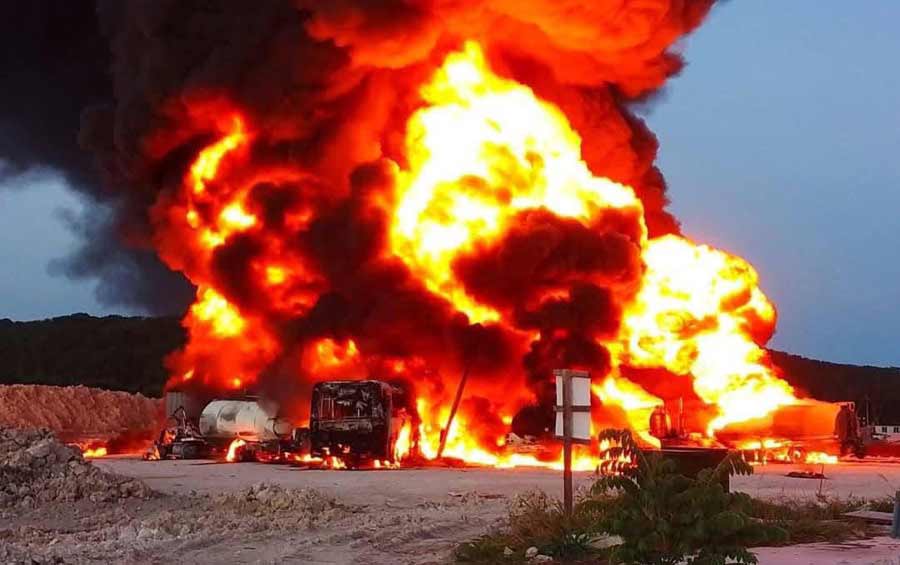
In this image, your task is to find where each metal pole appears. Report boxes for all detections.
[892,490,900,539]
[563,371,573,516]
[437,364,470,459]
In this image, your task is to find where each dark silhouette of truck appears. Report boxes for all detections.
[308,380,414,466]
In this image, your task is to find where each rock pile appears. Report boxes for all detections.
[209,482,347,528]
[0,427,153,508]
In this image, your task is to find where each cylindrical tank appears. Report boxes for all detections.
[199,399,283,440]
[649,405,672,439]
[771,402,841,439]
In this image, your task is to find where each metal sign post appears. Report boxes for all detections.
[554,369,591,516]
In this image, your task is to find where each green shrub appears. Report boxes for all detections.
[456,429,884,564]
[746,496,876,544]
[454,490,610,563]
[591,429,786,565]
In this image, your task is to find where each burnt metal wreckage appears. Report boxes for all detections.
[146,380,415,467]
[308,380,415,466]
[145,378,867,470]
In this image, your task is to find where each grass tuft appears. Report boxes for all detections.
[454,490,613,563]
[456,492,891,563]
[746,496,885,545]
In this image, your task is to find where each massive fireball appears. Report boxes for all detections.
[391,42,644,324]
[156,41,812,467]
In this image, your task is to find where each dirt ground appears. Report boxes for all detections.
[6,457,900,564]
[95,457,900,502]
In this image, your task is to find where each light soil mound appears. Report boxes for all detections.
[0,384,161,438]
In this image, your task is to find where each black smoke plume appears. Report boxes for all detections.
[0,0,191,315]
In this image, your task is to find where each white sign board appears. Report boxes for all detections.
[553,369,592,443]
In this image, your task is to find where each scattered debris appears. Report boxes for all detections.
[449,490,504,500]
[588,533,625,549]
[787,470,827,480]
[0,477,497,564]
[208,482,347,528]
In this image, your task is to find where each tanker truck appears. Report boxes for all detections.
[646,399,865,461]
[149,380,414,465]
[147,395,293,460]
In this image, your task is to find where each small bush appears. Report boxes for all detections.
[867,496,896,513]
[454,490,611,563]
[747,496,880,544]
[592,430,784,565]
[456,429,888,564]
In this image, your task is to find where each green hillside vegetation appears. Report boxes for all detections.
[0,314,183,397]
[768,350,900,424]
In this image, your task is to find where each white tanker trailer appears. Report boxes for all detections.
[199,399,293,441]
[147,395,295,460]
[149,382,413,463]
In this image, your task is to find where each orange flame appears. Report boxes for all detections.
[191,287,246,338]
[618,235,798,435]
[82,446,108,458]
[592,377,662,448]
[394,422,412,461]
[160,41,828,469]
[190,116,247,195]
[226,438,247,462]
[391,41,643,322]
[738,439,838,465]
[805,452,838,465]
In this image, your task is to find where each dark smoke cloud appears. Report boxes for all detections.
[4,0,720,433]
[2,0,714,317]
[0,2,106,188]
[77,1,718,409]
[0,0,192,315]
[48,205,196,314]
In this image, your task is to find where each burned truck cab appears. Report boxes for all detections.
[309,380,411,465]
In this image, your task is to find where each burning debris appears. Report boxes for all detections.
[0,427,153,509]
[308,380,414,466]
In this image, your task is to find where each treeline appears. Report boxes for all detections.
[0,314,184,397]
[769,350,900,425]
[1,315,899,423]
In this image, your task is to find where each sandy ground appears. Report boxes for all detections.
[7,457,900,564]
[94,457,900,502]
[753,537,900,565]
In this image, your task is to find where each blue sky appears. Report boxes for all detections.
[0,168,102,320]
[1,1,898,366]
[644,1,900,366]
